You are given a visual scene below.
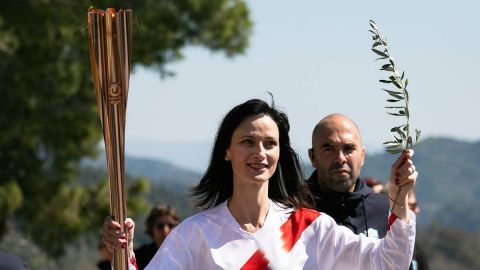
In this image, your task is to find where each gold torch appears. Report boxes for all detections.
[87,7,132,270]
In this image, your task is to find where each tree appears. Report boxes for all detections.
[0,0,251,256]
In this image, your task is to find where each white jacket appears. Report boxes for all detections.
[139,200,415,270]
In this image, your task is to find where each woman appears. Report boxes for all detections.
[102,98,418,269]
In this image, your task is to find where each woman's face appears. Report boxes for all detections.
[226,114,280,186]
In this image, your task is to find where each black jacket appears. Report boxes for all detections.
[409,242,430,270]
[135,242,159,270]
[307,171,389,238]
[96,242,159,270]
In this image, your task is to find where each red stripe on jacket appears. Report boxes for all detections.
[387,213,399,230]
[240,249,270,270]
[280,208,321,252]
[241,207,321,269]
[280,208,320,252]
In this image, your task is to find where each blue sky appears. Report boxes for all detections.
[123,0,480,171]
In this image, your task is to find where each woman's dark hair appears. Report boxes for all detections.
[190,96,311,210]
[145,204,180,237]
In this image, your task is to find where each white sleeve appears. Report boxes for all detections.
[144,227,194,270]
[317,211,415,270]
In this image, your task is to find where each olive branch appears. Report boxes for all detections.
[369,20,421,154]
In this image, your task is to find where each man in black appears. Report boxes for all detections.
[307,113,389,238]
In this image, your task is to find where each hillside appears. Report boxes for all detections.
[362,137,480,231]
[77,163,199,220]
[82,154,202,190]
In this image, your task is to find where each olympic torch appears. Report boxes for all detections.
[87,7,132,270]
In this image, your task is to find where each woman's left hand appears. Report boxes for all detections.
[388,149,418,220]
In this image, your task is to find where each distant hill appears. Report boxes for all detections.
[82,154,202,190]
[84,137,480,232]
[80,155,201,221]
[125,140,212,172]
[361,137,480,231]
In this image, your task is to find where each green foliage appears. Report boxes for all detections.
[369,20,421,154]
[18,173,150,257]
[0,0,251,257]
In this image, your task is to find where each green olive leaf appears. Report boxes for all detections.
[380,66,395,72]
[415,129,421,142]
[392,80,402,89]
[383,89,404,99]
[386,144,402,150]
[372,48,389,58]
[386,148,404,154]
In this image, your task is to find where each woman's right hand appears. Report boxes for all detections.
[101,216,135,259]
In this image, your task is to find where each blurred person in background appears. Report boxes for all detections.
[408,189,429,270]
[379,185,429,270]
[135,204,180,269]
[98,204,180,270]
[364,177,386,193]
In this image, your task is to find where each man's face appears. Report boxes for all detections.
[309,118,365,192]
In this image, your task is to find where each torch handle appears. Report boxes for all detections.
[105,102,128,269]
[88,8,132,270]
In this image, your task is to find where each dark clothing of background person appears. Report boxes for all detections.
[307,172,389,238]
[97,260,110,270]
[0,250,27,270]
[135,242,159,270]
[96,243,158,270]
[409,239,430,270]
